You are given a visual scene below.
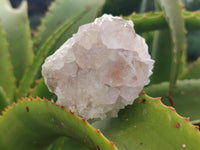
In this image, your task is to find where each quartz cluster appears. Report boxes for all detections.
[42,14,154,120]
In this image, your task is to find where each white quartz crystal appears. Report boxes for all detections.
[42,14,154,120]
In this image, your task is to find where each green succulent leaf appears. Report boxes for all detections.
[47,137,65,150]
[0,87,9,114]
[16,11,88,99]
[150,3,172,85]
[0,98,117,150]
[30,78,57,101]
[93,93,200,150]
[60,138,89,150]
[179,57,200,80]
[0,0,34,82]
[124,10,200,33]
[0,20,16,101]
[33,0,105,53]
[145,79,200,121]
[156,0,186,91]
[150,29,172,84]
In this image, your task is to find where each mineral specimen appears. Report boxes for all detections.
[42,14,154,120]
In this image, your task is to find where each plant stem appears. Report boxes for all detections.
[124,10,200,32]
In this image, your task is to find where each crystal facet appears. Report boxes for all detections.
[42,14,154,120]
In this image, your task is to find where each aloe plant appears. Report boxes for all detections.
[0,0,200,149]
